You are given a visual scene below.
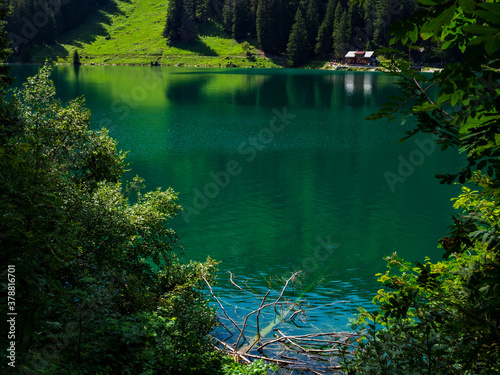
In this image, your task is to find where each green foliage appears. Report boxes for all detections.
[256,0,287,54]
[369,0,500,188]
[222,359,277,375]
[164,0,185,43]
[6,0,111,53]
[371,0,391,47]
[314,0,336,56]
[233,0,254,39]
[287,8,309,67]
[344,0,500,373]
[305,0,322,49]
[7,0,418,66]
[0,65,222,374]
[241,40,250,51]
[72,49,80,65]
[343,185,500,373]
[332,2,350,60]
[222,0,234,33]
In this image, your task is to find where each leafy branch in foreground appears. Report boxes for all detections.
[344,0,500,373]
[1,65,225,375]
[343,185,500,374]
[368,0,500,188]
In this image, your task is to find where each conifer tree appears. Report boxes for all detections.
[372,0,389,47]
[361,0,376,49]
[38,0,57,45]
[284,0,300,35]
[164,0,185,43]
[249,0,258,36]
[233,0,253,39]
[222,0,233,33]
[305,0,321,50]
[332,2,350,60]
[257,0,286,54]
[193,0,214,22]
[180,3,198,42]
[61,0,90,32]
[315,0,336,57]
[73,49,81,65]
[286,8,308,67]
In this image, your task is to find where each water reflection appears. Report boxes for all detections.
[164,69,388,110]
[8,66,463,332]
[363,74,373,97]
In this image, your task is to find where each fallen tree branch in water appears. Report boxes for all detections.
[202,270,359,374]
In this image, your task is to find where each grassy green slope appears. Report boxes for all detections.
[32,0,293,68]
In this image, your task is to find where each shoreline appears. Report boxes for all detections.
[4,59,442,73]
[5,60,383,71]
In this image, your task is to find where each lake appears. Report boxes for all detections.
[10,65,462,336]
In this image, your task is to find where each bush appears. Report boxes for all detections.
[1,66,223,375]
[343,183,500,374]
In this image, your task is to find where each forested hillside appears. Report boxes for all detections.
[164,0,417,65]
[4,0,455,67]
[6,0,113,59]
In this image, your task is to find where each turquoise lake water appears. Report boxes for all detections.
[11,65,463,336]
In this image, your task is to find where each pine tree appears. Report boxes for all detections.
[164,0,185,44]
[348,0,364,50]
[193,0,214,22]
[284,0,300,34]
[286,8,308,67]
[305,0,321,50]
[233,0,253,39]
[222,0,234,33]
[332,2,350,61]
[180,10,197,42]
[361,0,376,49]
[257,0,286,54]
[256,0,271,52]
[249,0,258,36]
[73,50,81,65]
[38,0,57,45]
[372,0,389,47]
[61,0,90,33]
[314,0,336,57]
[181,0,198,41]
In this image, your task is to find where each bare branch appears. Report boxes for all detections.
[209,271,354,374]
[201,271,243,337]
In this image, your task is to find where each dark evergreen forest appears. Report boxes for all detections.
[164,0,420,65]
[5,0,112,59]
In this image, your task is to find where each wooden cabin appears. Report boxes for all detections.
[345,51,378,66]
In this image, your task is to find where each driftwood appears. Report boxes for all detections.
[201,269,359,374]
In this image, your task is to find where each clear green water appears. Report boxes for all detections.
[11,65,462,333]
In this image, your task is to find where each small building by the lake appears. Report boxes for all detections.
[345,51,378,66]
